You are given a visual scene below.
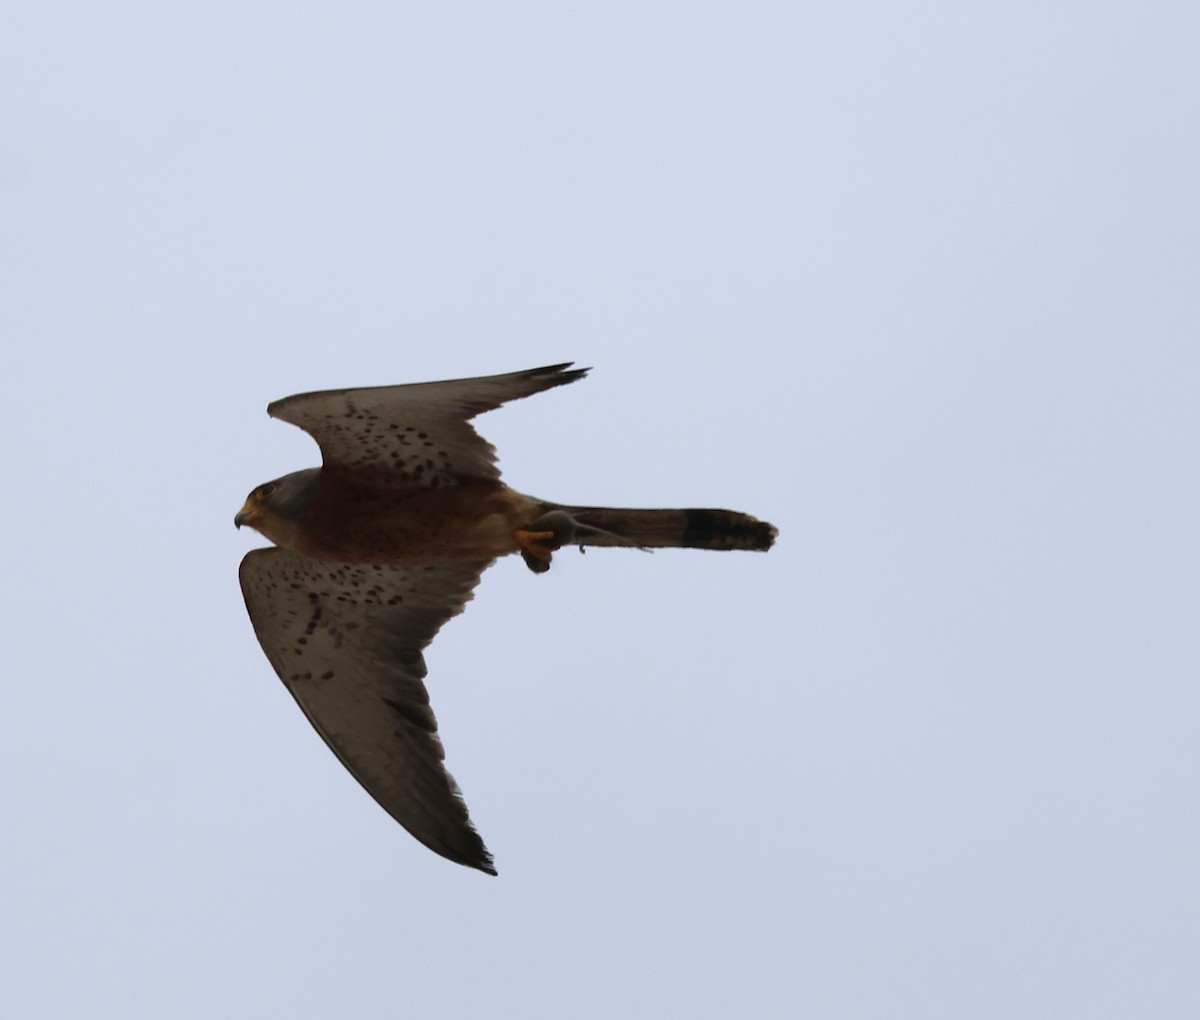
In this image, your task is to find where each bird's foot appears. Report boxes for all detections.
[515,528,557,573]
[517,508,639,573]
[515,510,586,573]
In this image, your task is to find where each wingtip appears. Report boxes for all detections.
[532,361,591,384]
[456,843,497,876]
[464,833,497,876]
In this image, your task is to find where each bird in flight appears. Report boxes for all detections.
[236,363,776,874]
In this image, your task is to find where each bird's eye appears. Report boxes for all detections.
[259,483,277,499]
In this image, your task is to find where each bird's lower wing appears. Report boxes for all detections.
[238,548,497,874]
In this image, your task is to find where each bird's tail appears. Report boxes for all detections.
[520,503,776,571]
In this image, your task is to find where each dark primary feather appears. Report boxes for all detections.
[238,548,496,874]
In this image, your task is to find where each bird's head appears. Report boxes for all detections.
[234,468,319,547]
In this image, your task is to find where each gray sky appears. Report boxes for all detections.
[4,3,1198,1017]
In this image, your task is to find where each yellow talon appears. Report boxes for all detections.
[515,528,559,573]
[515,528,556,559]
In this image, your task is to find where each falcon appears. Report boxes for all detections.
[235,363,776,874]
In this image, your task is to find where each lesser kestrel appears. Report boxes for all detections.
[236,363,776,874]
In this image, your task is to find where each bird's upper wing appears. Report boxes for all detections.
[267,362,589,484]
[239,547,497,874]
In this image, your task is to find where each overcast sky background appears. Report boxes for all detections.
[3,3,1198,1017]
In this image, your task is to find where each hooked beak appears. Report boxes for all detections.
[234,500,257,529]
